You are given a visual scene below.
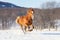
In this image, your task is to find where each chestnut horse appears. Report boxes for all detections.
[16,8,34,33]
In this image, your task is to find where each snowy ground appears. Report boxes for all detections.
[0,29,60,40]
[1,20,60,40]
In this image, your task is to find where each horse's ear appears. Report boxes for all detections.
[27,8,34,13]
[29,8,34,11]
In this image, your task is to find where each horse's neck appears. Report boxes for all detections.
[26,13,34,19]
[26,13,31,17]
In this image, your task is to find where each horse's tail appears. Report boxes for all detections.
[16,16,20,24]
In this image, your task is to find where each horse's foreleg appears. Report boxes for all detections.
[28,25,34,31]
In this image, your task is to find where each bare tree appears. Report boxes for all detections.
[41,1,58,31]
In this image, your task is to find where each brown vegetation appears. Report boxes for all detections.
[0,8,60,30]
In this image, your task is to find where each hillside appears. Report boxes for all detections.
[0,1,20,8]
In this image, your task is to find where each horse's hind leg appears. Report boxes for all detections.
[20,25,26,34]
[22,26,27,34]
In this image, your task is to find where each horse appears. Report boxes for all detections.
[16,8,34,33]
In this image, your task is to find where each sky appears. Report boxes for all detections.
[0,0,60,8]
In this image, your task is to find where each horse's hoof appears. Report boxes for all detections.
[33,26,34,29]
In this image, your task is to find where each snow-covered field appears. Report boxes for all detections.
[0,29,60,40]
[1,20,60,40]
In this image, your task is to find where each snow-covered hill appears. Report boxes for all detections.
[0,1,20,8]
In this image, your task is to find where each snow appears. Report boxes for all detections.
[0,29,60,40]
[1,20,60,40]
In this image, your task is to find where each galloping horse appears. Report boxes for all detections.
[16,8,34,33]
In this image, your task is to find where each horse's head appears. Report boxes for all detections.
[27,8,34,19]
[27,8,34,14]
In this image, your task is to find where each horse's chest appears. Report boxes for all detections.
[26,18,32,25]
